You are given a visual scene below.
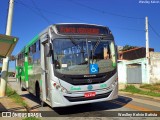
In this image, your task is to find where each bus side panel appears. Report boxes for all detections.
[16,65,25,88]
[33,41,41,96]
[28,59,35,94]
[24,54,29,88]
[16,66,20,80]
[28,39,41,96]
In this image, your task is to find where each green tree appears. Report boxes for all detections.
[121,45,136,51]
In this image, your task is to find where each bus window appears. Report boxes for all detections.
[32,43,36,53]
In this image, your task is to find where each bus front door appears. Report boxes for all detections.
[41,42,51,102]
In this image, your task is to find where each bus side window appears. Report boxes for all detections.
[39,40,40,51]
[17,54,19,66]
[22,52,24,66]
[29,46,32,64]
[29,46,32,55]
[19,54,21,66]
[32,43,36,53]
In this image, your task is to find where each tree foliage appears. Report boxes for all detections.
[121,45,136,51]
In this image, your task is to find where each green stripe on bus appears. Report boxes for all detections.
[26,35,39,48]
[25,62,29,81]
[40,79,42,86]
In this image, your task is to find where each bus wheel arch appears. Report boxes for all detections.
[35,81,40,98]
[35,81,45,107]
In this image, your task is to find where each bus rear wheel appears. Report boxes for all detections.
[35,82,40,98]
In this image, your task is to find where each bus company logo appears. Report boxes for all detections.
[87,85,93,90]
[84,74,96,77]
[87,79,92,83]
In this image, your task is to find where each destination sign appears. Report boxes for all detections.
[56,24,109,35]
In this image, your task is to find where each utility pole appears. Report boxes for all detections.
[0,0,14,97]
[145,16,149,59]
[145,16,150,84]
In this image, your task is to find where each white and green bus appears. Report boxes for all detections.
[16,23,118,107]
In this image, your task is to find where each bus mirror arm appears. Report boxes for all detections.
[47,43,53,57]
[41,68,47,74]
[49,43,55,64]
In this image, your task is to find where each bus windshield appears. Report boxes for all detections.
[53,38,116,75]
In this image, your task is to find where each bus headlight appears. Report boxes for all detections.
[52,81,68,93]
[107,77,118,90]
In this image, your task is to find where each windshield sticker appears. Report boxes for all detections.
[70,86,81,91]
[112,63,116,68]
[90,64,98,74]
[62,64,67,68]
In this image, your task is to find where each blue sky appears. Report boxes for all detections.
[0,0,160,71]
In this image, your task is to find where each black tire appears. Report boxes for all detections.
[35,82,46,107]
[35,82,40,99]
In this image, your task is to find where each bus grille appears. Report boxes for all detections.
[64,91,112,102]
[71,69,116,85]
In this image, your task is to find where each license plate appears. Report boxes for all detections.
[84,92,96,98]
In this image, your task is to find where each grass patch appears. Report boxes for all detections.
[122,85,160,97]
[6,87,41,120]
[140,83,160,92]
[6,86,27,107]
[22,117,41,120]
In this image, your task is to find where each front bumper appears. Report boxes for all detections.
[50,82,118,107]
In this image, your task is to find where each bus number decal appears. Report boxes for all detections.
[70,86,81,91]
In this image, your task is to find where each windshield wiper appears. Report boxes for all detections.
[90,38,102,63]
[93,38,101,54]
[69,37,77,46]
